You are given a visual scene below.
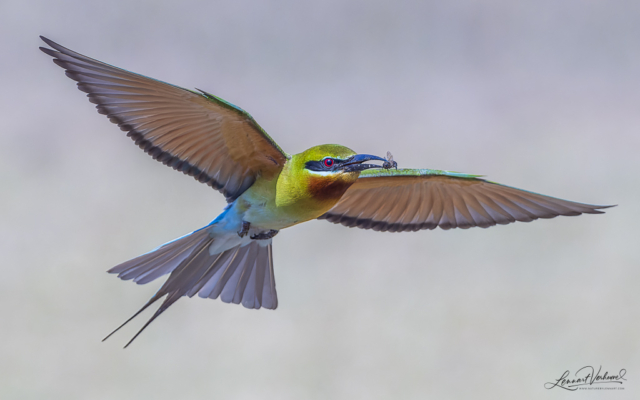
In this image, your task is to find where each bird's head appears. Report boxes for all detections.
[298,144,388,176]
[278,144,388,206]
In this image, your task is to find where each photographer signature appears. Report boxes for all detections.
[545,366,626,391]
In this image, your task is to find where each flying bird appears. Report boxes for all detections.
[40,36,613,347]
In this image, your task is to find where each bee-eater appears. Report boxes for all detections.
[40,36,613,347]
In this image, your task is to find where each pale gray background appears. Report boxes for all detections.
[1,1,638,399]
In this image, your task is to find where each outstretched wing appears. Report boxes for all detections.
[40,36,289,201]
[319,169,613,231]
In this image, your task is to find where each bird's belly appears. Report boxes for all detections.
[243,204,314,230]
[242,196,337,231]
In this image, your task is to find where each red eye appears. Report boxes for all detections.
[323,158,334,168]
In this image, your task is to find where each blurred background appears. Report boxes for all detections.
[1,1,638,399]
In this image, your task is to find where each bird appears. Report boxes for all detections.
[39,36,613,347]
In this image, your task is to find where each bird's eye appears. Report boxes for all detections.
[323,158,334,168]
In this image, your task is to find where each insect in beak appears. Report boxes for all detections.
[382,151,397,170]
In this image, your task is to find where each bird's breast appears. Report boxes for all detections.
[238,172,356,230]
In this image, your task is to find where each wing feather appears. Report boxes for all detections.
[319,169,613,232]
[41,36,288,201]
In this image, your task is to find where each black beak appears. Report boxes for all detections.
[340,154,388,172]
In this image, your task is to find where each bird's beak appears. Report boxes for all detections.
[340,154,388,172]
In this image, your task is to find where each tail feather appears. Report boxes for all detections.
[190,243,276,309]
[212,247,249,302]
[185,249,237,297]
[230,244,259,305]
[261,244,277,309]
[109,228,210,283]
[158,238,218,295]
[105,228,278,347]
[101,294,162,343]
[122,292,182,349]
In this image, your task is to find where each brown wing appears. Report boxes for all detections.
[319,169,613,232]
[40,36,288,201]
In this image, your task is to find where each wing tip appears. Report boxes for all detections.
[39,35,66,53]
[38,46,55,56]
[39,35,53,46]
[574,203,616,214]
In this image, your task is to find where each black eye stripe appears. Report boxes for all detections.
[304,158,346,171]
